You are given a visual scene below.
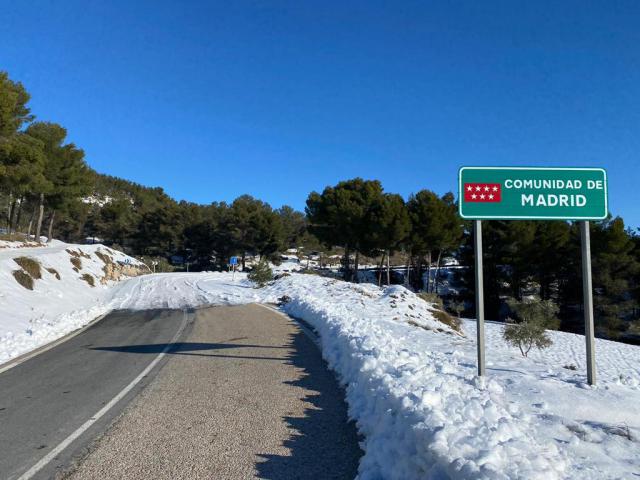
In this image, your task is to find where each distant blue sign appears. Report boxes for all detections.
[230,256,238,265]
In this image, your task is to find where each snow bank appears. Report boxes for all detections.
[0,241,146,363]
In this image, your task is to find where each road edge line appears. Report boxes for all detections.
[17,309,191,480]
[0,311,112,375]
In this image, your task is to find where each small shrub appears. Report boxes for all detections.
[417,292,444,309]
[70,256,82,270]
[81,273,95,287]
[13,257,42,279]
[46,267,61,280]
[278,295,292,306]
[13,269,34,290]
[247,258,273,288]
[503,298,558,357]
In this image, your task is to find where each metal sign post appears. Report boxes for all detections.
[474,220,486,377]
[230,256,238,281]
[580,221,597,385]
[459,167,607,385]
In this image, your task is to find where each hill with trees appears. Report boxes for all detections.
[2,70,639,342]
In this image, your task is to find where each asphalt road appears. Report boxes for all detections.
[0,304,362,480]
[0,309,190,480]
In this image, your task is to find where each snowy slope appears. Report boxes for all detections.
[1,268,638,478]
[0,241,146,363]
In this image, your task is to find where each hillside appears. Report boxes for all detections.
[0,240,147,363]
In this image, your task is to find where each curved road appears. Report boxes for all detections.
[0,305,361,479]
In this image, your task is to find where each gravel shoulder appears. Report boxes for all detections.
[63,303,362,479]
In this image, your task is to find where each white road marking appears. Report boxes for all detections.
[17,309,191,480]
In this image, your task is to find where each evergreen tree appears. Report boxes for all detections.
[227,195,284,268]
[590,217,640,337]
[25,122,92,241]
[306,178,385,281]
[364,193,410,285]
[407,190,463,291]
[277,205,307,249]
[0,71,33,137]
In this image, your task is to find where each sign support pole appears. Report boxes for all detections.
[474,220,486,377]
[580,221,596,386]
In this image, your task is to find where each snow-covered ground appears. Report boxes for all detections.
[1,249,639,479]
[0,240,146,362]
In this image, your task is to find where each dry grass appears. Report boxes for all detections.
[0,233,27,242]
[432,309,461,332]
[416,291,461,332]
[13,256,42,279]
[95,251,113,265]
[81,273,95,287]
[70,256,82,270]
[13,270,34,290]
[417,292,444,308]
[46,267,61,280]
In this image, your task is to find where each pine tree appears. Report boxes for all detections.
[306,178,385,281]
[25,122,92,241]
[407,190,462,291]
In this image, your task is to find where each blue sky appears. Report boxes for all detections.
[2,1,639,227]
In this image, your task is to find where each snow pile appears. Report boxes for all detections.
[0,241,146,363]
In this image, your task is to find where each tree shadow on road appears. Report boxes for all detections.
[92,341,288,353]
[255,328,363,480]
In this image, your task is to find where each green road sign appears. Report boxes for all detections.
[459,167,608,220]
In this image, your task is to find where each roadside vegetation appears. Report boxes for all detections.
[12,269,34,290]
[503,298,559,357]
[248,258,273,288]
[13,256,41,279]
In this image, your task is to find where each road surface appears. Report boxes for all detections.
[0,304,361,479]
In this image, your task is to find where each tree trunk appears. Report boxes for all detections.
[15,196,24,232]
[27,207,36,237]
[8,197,17,234]
[354,251,359,283]
[426,251,432,292]
[343,245,350,281]
[434,249,442,294]
[241,252,246,270]
[6,191,12,231]
[405,252,411,287]
[35,194,45,242]
[386,249,391,285]
[377,253,385,286]
[47,210,56,243]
